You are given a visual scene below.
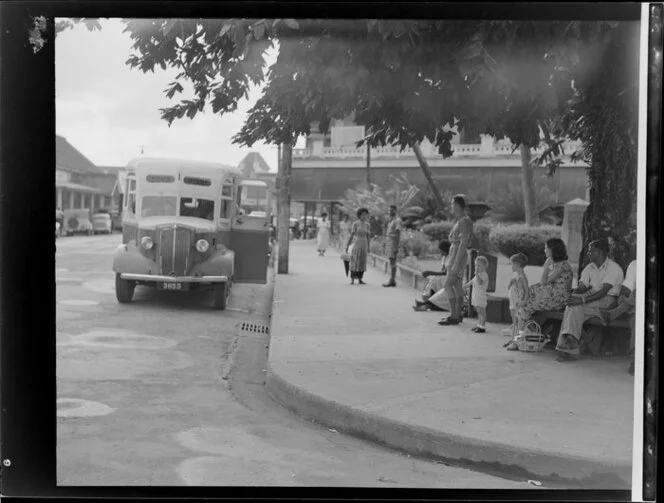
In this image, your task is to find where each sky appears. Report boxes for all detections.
[56,18,300,171]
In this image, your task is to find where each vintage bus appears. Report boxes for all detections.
[112,158,271,310]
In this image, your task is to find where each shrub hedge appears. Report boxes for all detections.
[471,219,494,253]
[421,221,454,243]
[488,224,562,266]
[399,231,433,258]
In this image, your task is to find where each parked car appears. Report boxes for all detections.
[63,208,93,236]
[92,212,113,234]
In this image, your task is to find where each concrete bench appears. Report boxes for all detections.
[532,309,633,354]
[532,309,632,330]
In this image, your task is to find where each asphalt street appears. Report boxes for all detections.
[56,233,526,488]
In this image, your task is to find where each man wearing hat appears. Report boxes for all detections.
[556,239,625,361]
[383,205,402,288]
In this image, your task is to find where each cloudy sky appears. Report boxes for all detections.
[56,18,299,171]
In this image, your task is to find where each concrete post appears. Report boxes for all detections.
[562,198,590,264]
[312,140,323,157]
[479,134,494,157]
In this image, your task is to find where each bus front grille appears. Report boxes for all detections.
[157,226,193,276]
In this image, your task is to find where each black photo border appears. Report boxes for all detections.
[0,1,655,501]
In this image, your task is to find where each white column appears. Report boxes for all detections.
[479,134,494,156]
[70,191,75,209]
[312,140,323,156]
[56,188,63,209]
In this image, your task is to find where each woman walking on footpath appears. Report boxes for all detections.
[338,213,352,249]
[316,212,331,256]
[438,195,474,326]
[345,208,371,285]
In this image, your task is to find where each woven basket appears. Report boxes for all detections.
[515,320,549,352]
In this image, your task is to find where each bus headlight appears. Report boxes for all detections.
[141,236,154,250]
[196,239,210,253]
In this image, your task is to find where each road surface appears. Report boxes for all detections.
[56,233,526,488]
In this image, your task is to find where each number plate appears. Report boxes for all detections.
[158,282,188,291]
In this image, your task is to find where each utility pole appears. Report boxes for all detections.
[276,144,282,228]
[277,142,293,274]
[365,143,371,189]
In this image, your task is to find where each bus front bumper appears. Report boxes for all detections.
[120,273,228,283]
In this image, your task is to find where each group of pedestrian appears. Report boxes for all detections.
[313,196,637,371]
[501,237,637,371]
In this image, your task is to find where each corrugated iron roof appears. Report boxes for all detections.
[56,135,102,174]
[56,180,106,194]
[75,173,117,194]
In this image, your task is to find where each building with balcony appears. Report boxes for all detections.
[291,120,589,214]
[56,135,115,213]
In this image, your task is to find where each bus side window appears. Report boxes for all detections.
[219,199,232,220]
[220,183,233,220]
[234,186,245,215]
[126,177,136,216]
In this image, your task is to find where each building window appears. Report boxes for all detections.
[460,126,481,144]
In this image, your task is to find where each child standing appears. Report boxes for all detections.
[464,256,490,332]
[504,253,530,350]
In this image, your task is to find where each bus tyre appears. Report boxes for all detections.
[213,283,227,310]
[115,273,135,303]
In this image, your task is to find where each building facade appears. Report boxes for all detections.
[56,135,115,213]
[291,121,589,206]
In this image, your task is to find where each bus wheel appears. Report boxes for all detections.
[115,273,135,303]
[212,283,227,310]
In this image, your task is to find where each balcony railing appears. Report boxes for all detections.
[292,140,583,160]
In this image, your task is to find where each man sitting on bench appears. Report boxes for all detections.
[555,239,624,362]
[601,259,637,374]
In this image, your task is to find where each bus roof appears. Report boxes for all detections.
[126,157,242,177]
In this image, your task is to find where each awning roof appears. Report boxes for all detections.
[56,180,107,194]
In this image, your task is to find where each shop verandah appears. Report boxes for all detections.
[56,182,112,213]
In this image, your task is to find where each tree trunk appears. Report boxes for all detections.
[277,143,293,274]
[578,149,636,277]
[412,143,447,210]
[520,144,539,227]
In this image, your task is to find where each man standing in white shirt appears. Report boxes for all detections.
[556,239,625,361]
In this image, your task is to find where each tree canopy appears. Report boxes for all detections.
[52,16,639,264]
[120,19,619,161]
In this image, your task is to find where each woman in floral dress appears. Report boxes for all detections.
[516,238,574,330]
[345,208,371,285]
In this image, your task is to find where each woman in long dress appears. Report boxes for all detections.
[516,238,574,329]
[345,208,371,285]
[316,212,331,256]
[338,213,352,249]
[438,195,474,325]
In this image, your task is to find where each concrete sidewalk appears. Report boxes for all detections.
[266,240,634,489]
